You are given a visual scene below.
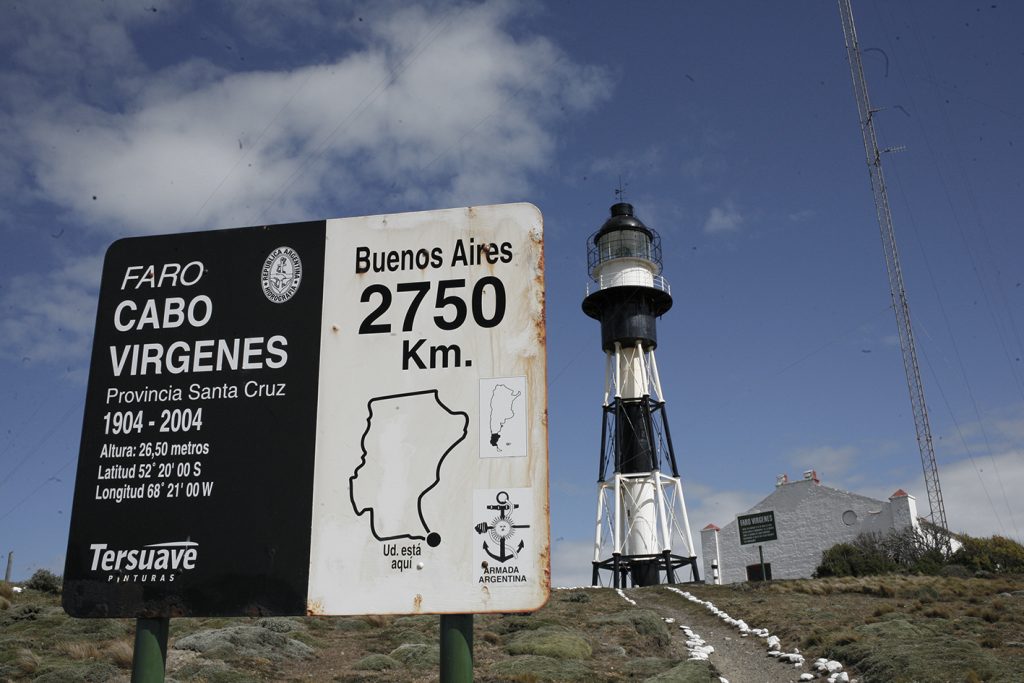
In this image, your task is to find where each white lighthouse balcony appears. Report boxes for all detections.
[586,269,671,296]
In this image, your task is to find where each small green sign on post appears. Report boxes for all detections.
[737,510,777,582]
[737,511,777,546]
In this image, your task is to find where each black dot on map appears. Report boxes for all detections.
[427,532,441,547]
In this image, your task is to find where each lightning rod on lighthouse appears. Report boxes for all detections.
[583,202,700,587]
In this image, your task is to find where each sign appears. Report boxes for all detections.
[737,511,777,546]
[63,204,548,618]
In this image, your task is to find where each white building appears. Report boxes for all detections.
[700,470,920,584]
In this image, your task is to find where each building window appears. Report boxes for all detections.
[842,509,858,526]
[745,563,772,582]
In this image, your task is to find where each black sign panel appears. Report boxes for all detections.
[737,511,778,546]
[63,221,326,618]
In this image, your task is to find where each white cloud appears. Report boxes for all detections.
[0,251,103,365]
[1,2,611,364]
[786,444,859,479]
[703,199,743,234]
[550,538,595,588]
[894,451,1024,543]
[18,3,610,235]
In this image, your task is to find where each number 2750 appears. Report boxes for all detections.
[358,277,506,334]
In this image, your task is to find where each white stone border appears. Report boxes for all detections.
[664,587,855,682]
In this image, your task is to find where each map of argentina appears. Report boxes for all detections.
[479,376,528,458]
[349,390,468,546]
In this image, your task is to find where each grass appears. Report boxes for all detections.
[0,575,1021,681]
[680,574,1024,683]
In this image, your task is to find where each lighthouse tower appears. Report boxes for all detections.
[583,202,700,587]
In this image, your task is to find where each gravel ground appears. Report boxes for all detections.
[631,586,813,683]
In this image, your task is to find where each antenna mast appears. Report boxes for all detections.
[837,0,950,544]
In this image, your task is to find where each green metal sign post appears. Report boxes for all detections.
[131,617,169,682]
[440,613,473,682]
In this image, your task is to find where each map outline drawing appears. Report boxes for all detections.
[349,389,468,546]
[479,376,527,458]
[488,383,522,452]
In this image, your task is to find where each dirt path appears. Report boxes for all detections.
[630,587,812,683]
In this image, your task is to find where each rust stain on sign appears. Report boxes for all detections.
[530,225,547,349]
[412,594,423,612]
[307,599,325,616]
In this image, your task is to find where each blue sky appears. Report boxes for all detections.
[1,1,1022,588]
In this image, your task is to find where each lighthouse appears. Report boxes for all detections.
[583,202,700,587]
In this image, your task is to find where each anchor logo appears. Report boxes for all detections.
[474,490,529,563]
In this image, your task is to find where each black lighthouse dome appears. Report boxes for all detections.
[582,203,673,352]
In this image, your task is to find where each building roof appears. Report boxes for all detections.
[890,488,909,498]
[702,523,721,531]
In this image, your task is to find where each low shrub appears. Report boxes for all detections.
[507,626,592,660]
[815,530,1024,578]
[951,535,1024,574]
[814,542,897,578]
[25,569,62,594]
[353,653,399,670]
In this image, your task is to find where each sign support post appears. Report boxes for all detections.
[440,613,473,682]
[758,545,767,583]
[131,617,168,682]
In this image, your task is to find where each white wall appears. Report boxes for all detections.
[702,479,918,584]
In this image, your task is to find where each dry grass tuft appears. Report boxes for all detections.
[362,614,392,628]
[57,640,102,660]
[0,595,11,610]
[981,610,1002,623]
[106,639,135,668]
[0,581,14,600]
[16,648,41,675]
[981,634,1003,649]
[872,603,895,617]
[482,631,502,645]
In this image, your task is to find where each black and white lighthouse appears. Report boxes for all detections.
[583,202,700,587]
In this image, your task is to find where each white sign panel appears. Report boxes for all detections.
[309,203,548,615]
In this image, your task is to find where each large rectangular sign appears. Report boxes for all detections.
[737,511,777,546]
[63,204,548,618]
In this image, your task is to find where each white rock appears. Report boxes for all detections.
[826,660,843,673]
[800,675,815,681]
[766,635,781,648]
